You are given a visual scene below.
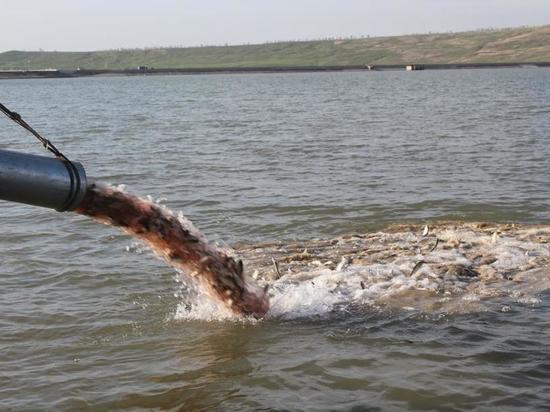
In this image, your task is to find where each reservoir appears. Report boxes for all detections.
[1,68,549,410]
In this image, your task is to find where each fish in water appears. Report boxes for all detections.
[74,182,269,318]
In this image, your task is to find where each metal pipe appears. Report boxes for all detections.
[0,149,88,211]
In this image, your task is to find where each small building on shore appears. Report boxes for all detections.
[406,64,424,71]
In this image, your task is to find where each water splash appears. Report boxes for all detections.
[230,223,550,321]
[75,182,269,318]
[75,186,550,322]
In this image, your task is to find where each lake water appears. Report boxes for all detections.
[1,69,550,410]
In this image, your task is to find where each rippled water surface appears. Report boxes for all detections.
[1,69,550,410]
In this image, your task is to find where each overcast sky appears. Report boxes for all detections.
[1,0,549,52]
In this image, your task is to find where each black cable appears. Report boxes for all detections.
[0,102,71,162]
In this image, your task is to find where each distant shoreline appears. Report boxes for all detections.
[3,25,549,75]
[1,62,549,79]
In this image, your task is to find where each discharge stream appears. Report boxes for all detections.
[75,182,269,318]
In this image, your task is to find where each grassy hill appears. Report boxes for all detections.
[1,25,550,70]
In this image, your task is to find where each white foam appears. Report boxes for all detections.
[174,298,238,322]
[171,272,241,322]
[171,226,550,321]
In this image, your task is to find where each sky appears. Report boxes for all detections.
[0,0,549,52]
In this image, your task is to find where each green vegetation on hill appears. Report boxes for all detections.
[1,25,550,70]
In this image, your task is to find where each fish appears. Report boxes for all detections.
[74,182,269,318]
